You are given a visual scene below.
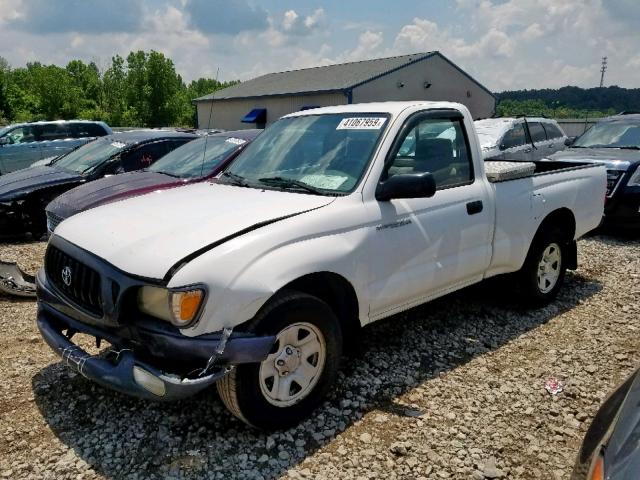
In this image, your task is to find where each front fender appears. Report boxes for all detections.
[169,215,371,337]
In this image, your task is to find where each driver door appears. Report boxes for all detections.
[364,111,493,320]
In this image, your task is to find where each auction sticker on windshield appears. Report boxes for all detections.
[111,142,126,149]
[225,138,246,146]
[337,117,386,130]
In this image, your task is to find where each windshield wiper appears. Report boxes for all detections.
[258,176,324,195]
[220,171,249,187]
[154,170,181,178]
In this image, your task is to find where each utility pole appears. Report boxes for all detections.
[599,57,607,88]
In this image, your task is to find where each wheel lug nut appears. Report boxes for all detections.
[286,347,293,354]
[277,359,285,366]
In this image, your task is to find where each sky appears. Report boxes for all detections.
[0,0,639,92]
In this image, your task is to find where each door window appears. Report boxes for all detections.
[543,122,564,139]
[384,116,473,190]
[39,124,71,141]
[71,123,108,138]
[528,122,547,143]
[121,141,169,171]
[5,126,37,144]
[501,123,528,149]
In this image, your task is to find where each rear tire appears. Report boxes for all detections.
[515,227,568,306]
[217,290,342,430]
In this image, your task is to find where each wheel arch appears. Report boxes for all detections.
[530,207,578,269]
[277,271,361,345]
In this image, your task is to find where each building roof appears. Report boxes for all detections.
[194,51,492,102]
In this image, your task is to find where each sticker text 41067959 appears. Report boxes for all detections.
[336,117,386,130]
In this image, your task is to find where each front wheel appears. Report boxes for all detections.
[515,227,568,306]
[216,291,343,430]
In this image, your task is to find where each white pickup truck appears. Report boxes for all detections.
[37,101,606,429]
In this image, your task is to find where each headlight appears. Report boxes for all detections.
[137,286,205,327]
[627,165,640,187]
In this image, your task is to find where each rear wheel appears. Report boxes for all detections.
[217,290,342,430]
[515,227,568,306]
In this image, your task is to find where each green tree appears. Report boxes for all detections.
[0,57,10,122]
[0,50,237,127]
[102,55,127,125]
[145,51,183,127]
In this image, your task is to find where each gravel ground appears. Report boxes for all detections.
[0,233,638,480]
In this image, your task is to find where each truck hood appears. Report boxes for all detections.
[55,182,336,280]
[0,166,83,201]
[549,147,640,170]
[48,170,181,220]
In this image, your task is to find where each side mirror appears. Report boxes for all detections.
[376,172,436,201]
[0,137,9,146]
[564,137,576,146]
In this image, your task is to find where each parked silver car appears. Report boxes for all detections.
[0,120,112,174]
[475,117,568,161]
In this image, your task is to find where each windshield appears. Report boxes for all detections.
[223,113,388,194]
[149,136,244,178]
[53,138,126,174]
[574,121,640,148]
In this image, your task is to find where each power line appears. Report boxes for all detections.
[599,57,607,88]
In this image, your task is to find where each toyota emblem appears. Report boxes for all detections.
[61,266,72,287]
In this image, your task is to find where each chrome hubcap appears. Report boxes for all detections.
[259,322,326,407]
[537,243,562,294]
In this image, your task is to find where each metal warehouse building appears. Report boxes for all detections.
[194,51,496,130]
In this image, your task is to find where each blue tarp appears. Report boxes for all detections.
[241,108,267,123]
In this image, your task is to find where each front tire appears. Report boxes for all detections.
[515,227,568,306]
[217,290,343,430]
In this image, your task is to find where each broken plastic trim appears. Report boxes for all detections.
[0,261,36,298]
[194,326,233,378]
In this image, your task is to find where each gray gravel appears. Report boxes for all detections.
[0,233,638,479]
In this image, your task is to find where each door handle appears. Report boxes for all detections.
[28,145,38,148]
[548,144,554,148]
[466,200,483,215]
[523,148,532,153]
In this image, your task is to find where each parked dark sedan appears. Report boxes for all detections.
[549,113,640,230]
[572,368,640,480]
[0,130,199,237]
[46,129,261,233]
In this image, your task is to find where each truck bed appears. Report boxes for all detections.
[485,160,599,183]
[485,159,605,278]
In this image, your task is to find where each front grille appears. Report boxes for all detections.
[606,170,624,197]
[46,211,64,233]
[45,245,103,315]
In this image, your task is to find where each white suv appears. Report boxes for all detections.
[476,117,568,161]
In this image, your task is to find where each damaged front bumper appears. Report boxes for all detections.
[36,270,276,401]
[0,261,36,298]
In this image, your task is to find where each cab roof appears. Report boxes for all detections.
[283,101,468,119]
